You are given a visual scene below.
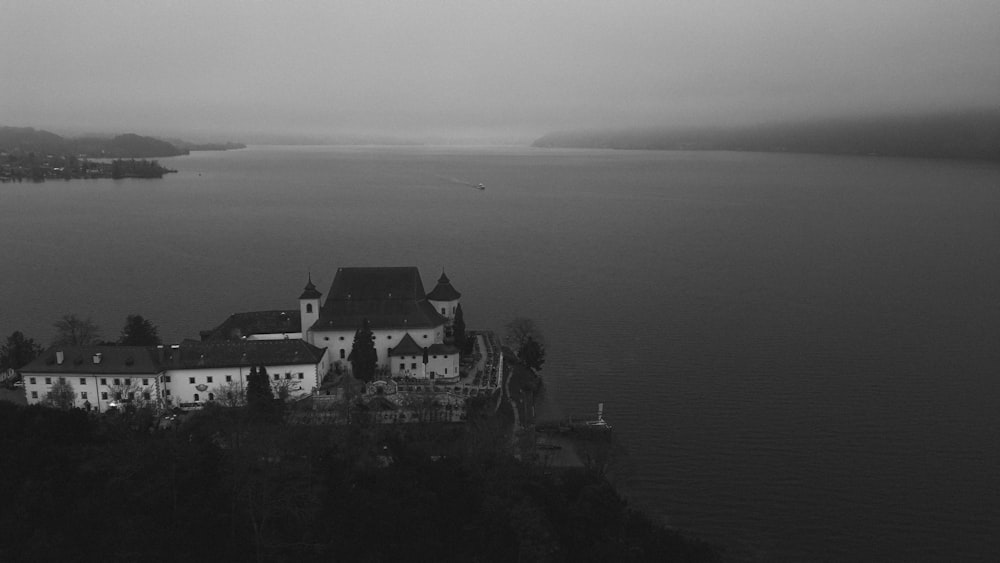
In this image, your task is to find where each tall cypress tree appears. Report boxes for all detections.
[453,303,467,350]
[247,365,273,413]
[348,319,378,383]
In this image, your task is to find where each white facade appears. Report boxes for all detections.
[22,372,160,412]
[311,326,445,368]
[390,351,459,379]
[163,361,324,408]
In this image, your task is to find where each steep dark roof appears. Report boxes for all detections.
[426,271,462,301]
[313,267,447,331]
[389,333,424,357]
[161,340,327,370]
[200,310,301,341]
[427,343,460,355]
[299,274,322,300]
[21,346,162,375]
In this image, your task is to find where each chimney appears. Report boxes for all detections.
[56,350,64,365]
[93,352,102,364]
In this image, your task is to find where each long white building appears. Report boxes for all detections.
[20,340,329,412]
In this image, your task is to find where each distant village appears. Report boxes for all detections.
[0,152,174,181]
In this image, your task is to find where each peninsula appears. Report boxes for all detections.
[2,267,721,561]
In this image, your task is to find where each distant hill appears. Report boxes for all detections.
[0,127,68,155]
[0,127,188,158]
[0,127,245,158]
[533,110,1000,161]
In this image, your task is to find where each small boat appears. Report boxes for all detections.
[476,183,486,190]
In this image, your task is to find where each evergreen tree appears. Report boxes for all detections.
[246,365,273,413]
[348,319,378,383]
[453,303,467,350]
[119,314,161,346]
[519,336,546,372]
[0,331,43,370]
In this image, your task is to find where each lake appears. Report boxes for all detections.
[2,146,998,561]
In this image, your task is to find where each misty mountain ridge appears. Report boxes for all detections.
[533,110,1000,161]
[0,127,244,158]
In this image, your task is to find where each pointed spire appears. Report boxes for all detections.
[299,272,322,299]
[427,270,461,301]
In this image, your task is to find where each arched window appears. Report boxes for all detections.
[306,303,313,313]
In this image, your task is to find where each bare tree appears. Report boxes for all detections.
[43,379,76,409]
[211,381,247,407]
[105,379,155,409]
[52,314,100,346]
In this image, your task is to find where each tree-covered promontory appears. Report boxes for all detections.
[0,402,721,562]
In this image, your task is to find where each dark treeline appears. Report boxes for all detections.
[0,402,719,562]
[533,110,1000,161]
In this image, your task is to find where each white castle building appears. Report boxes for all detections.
[20,267,465,412]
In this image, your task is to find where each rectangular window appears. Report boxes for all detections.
[165,390,171,396]
[79,378,86,385]
[340,349,345,359]
[143,392,151,401]
[101,392,108,400]
[81,392,88,400]
[273,374,279,381]
[45,377,51,384]
[31,391,38,399]
[29,377,36,384]
[59,377,66,383]
[164,375,171,383]
[285,373,291,380]
[193,393,199,401]
[226,375,232,382]
[445,368,448,374]
[298,372,304,379]
[189,377,195,384]
[399,363,405,371]
[114,379,121,385]
[207,376,213,383]
[142,379,149,385]
[411,363,417,369]
[114,392,122,400]
[101,378,107,385]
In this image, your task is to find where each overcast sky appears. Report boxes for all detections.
[2,1,998,141]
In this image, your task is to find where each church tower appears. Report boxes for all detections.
[427,271,461,324]
[299,274,322,342]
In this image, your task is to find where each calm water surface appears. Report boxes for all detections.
[2,146,999,561]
